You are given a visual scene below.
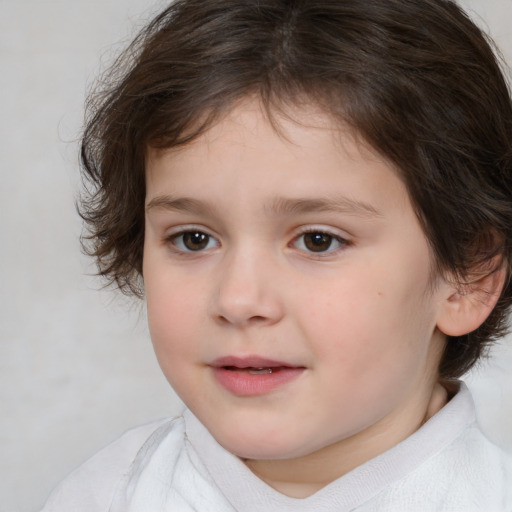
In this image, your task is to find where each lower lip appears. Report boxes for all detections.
[211,367,304,396]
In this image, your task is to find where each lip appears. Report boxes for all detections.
[209,355,305,396]
[211,355,300,369]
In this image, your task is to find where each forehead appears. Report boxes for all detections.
[146,98,395,182]
[145,98,415,229]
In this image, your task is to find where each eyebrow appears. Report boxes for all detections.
[146,195,382,219]
[265,197,382,218]
[146,196,216,217]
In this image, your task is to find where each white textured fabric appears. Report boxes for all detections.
[41,383,512,512]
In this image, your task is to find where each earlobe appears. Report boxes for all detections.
[436,264,506,337]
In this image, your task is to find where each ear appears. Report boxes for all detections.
[436,261,506,337]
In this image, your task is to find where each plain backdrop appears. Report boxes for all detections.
[1,1,511,511]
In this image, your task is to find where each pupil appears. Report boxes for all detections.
[305,233,332,252]
[183,232,208,250]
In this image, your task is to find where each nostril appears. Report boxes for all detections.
[249,315,267,322]
[216,314,267,325]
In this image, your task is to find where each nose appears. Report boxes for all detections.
[211,246,284,328]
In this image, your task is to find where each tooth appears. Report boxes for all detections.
[248,367,273,375]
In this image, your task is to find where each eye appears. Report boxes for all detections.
[293,231,347,253]
[169,230,219,252]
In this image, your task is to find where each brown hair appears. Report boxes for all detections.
[80,0,512,378]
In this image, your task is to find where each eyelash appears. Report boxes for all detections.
[164,227,350,255]
[165,228,219,253]
[290,228,350,255]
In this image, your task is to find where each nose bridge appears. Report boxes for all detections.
[213,239,283,326]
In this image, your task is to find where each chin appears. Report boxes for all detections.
[217,427,332,461]
[211,427,300,460]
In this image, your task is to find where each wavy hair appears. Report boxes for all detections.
[80,0,512,378]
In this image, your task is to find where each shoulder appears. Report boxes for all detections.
[360,383,512,511]
[424,385,512,501]
[364,427,512,512]
[407,387,512,510]
[441,423,512,497]
[404,423,512,510]
[40,416,184,512]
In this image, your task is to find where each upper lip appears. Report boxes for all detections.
[210,356,303,369]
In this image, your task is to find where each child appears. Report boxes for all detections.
[43,0,512,510]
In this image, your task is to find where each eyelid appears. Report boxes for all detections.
[295,224,351,240]
[164,223,216,236]
[290,225,352,254]
[164,224,221,253]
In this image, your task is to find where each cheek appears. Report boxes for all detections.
[144,260,202,358]
[147,291,197,345]
[299,262,432,374]
[145,282,203,396]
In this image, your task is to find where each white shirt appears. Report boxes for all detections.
[42,383,512,511]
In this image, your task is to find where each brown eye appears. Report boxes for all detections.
[292,230,347,254]
[172,231,217,252]
[182,232,209,250]
[303,232,335,252]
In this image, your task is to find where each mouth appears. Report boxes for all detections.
[227,367,276,374]
[211,356,302,372]
[209,356,305,396]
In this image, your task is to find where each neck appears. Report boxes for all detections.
[244,381,448,498]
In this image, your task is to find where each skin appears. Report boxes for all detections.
[143,99,456,498]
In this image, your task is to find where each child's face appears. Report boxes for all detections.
[143,99,450,465]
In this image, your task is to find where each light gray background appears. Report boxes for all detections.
[1,1,511,511]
